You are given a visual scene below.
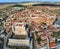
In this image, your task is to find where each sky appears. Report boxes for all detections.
[0,0,60,3]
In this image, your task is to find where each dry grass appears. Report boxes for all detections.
[0,4,14,9]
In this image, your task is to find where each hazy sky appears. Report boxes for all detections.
[0,0,60,3]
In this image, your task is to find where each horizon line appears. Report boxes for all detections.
[0,1,60,3]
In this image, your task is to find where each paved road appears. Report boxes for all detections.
[4,32,12,49]
[55,42,60,49]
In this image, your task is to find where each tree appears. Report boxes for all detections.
[53,31,60,38]
[0,22,3,26]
